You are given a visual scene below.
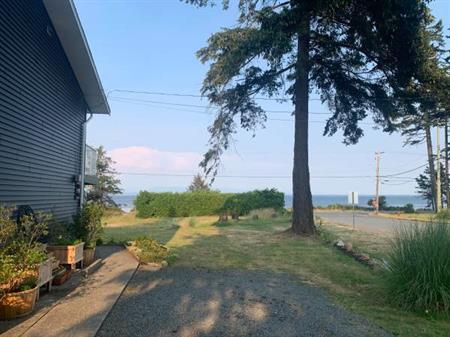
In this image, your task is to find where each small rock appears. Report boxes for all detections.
[343,242,353,252]
[335,240,345,248]
[357,254,370,262]
[161,260,168,268]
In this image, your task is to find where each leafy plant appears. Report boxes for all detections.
[47,221,78,245]
[0,206,16,248]
[221,189,285,216]
[74,203,104,248]
[134,191,232,217]
[0,205,47,296]
[386,222,450,314]
[135,189,285,218]
[134,237,169,263]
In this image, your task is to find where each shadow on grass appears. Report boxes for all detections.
[103,218,180,245]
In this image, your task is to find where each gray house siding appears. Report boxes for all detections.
[0,0,87,222]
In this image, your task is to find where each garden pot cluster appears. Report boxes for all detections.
[0,203,104,320]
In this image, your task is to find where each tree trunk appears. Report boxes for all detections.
[292,10,315,235]
[445,121,449,209]
[424,113,437,211]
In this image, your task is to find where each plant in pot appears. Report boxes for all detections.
[14,211,55,292]
[46,222,84,269]
[0,206,48,320]
[73,203,104,267]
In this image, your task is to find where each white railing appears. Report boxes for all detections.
[85,145,97,176]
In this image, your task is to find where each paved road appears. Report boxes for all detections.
[97,267,391,337]
[316,211,425,233]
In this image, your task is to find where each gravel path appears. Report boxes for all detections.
[97,267,391,337]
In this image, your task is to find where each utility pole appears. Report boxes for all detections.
[375,151,381,214]
[436,127,442,212]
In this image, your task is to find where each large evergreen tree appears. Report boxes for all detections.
[399,18,449,211]
[186,0,431,234]
[86,146,122,208]
[416,164,447,210]
[188,174,211,192]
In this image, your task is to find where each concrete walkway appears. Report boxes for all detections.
[2,246,138,337]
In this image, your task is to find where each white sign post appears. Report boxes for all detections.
[348,192,358,230]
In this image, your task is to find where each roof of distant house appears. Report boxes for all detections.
[43,0,110,115]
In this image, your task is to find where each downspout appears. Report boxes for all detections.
[80,112,93,208]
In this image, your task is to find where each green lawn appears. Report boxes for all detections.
[102,212,450,337]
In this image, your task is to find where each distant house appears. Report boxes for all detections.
[0,0,110,222]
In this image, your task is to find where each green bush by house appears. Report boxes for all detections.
[134,189,285,218]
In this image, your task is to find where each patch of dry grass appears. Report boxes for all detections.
[376,212,435,222]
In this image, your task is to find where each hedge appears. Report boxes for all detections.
[221,189,285,215]
[134,191,232,218]
[134,189,285,218]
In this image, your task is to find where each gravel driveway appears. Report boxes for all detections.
[96,267,391,337]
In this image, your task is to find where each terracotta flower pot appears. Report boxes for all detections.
[52,268,72,286]
[0,286,38,320]
[83,247,96,267]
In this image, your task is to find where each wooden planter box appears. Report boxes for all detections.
[83,247,96,267]
[0,286,38,320]
[47,242,84,268]
[37,259,53,288]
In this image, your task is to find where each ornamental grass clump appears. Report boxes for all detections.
[386,222,450,314]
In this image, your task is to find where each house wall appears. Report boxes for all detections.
[0,0,87,222]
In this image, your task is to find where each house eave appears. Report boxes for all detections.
[43,0,110,115]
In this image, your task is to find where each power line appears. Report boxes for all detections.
[107,88,428,102]
[115,171,409,179]
[109,97,380,126]
[109,96,332,115]
[382,163,428,177]
[107,89,300,102]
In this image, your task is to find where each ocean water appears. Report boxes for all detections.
[113,194,429,212]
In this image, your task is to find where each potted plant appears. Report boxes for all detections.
[74,203,104,267]
[0,207,48,320]
[46,222,84,269]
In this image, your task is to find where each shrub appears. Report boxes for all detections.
[386,222,450,314]
[134,191,231,217]
[47,221,78,245]
[74,203,104,248]
[248,208,278,220]
[0,206,48,296]
[222,189,285,216]
[403,203,415,214]
[134,237,169,263]
[134,189,285,218]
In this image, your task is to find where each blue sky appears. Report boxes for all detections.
[75,0,449,195]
